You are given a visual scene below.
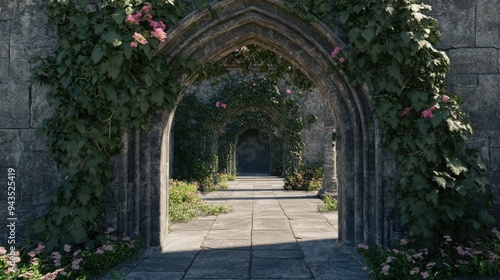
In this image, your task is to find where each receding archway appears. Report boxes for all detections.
[236,128,271,175]
[112,0,388,250]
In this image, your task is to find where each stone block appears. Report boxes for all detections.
[476,0,500,48]
[455,78,500,131]
[0,21,10,59]
[9,58,29,82]
[428,0,475,49]
[0,0,17,21]
[30,83,53,127]
[0,130,22,167]
[447,48,498,74]
[0,59,8,81]
[10,0,57,60]
[448,74,478,88]
[17,151,59,206]
[0,82,30,128]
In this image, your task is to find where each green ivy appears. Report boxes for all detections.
[32,0,195,250]
[331,0,495,246]
[173,76,304,183]
[33,0,495,253]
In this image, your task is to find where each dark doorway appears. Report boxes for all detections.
[236,129,271,175]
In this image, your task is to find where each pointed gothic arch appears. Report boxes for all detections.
[112,0,388,249]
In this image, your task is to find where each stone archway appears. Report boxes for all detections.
[111,0,388,249]
[236,128,271,175]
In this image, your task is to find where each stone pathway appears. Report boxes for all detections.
[113,176,369,280]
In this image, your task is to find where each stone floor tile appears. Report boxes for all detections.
[184,250,250,279]
[251,258,313,279]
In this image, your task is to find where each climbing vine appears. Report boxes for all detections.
[173,76,304,185]
[33,0,495,252]
[329,0,495,246]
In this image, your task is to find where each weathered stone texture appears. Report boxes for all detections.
[0,82,30,128]
[31,83,53,127]
[0,21,10,59]
[428,0,475,49]
[476,0,500,48]
[0,0,17,21]
[457,75,500,131]
[447,48,498,74]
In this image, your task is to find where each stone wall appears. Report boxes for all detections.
[0,0,499,245]
[429,0,500,217]
[0,0,60,241]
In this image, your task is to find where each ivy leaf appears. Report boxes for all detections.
[447,158,468,175]
[92,45,105,64]
[78,187,91,205]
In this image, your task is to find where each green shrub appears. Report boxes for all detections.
[358,228,500,279]
[168,179,233,224]
[284,166,323,191]
[1,229,142,279]
[318,196,338,212]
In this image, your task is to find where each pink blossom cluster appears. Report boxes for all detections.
[331,46,345,63]
[285,89,292,94]
[421,106,435,119]
[125,4,168,48]
[215,101,227,108]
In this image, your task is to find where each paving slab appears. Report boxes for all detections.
[184,250,250,279]
[251,258,313,279]
[116,176,370,280]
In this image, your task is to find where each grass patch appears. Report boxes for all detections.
[169,179,233,224]
[318,196,338,212]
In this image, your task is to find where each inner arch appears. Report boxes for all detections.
[115,0,387,250]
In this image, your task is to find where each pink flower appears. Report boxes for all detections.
[103,244,113,251]
[421,271,430,279]
[285,89,292,94]
[401,106,412,116]
[64,244,71,253]
[130,42,138,48]
[150,20,166,30]
[31,257,39,266]
[400,239,409,245]
[51,252,62,260]
[492,228,500,237]
[28,251,36,258]
[125,14,140,25]
[0,247,7,255]
[96,248,105,255]
[252,83,256,86]
[216,101,220,108]
[339,57,345,63]
[410,267,420,275]
[357,243,369,250]
[386,256,394,263]
[381,264,390,275]
[150,28,167,42]
[421,106,435,119]
[122,236,131,241]
[221,103,227,108]
[71,258,82,270]
[443,235,452,242]
[456,246,466,256]
[73,249,81,256]
[331,47,341,58]
[141,4,152,13]
[133,33,148,45]
[442,95,450,103]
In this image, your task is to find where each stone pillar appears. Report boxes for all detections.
[319,128,337,197]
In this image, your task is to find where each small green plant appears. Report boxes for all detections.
[0,229,142,279]
[318,196,338,212]
[284,166,323,191]
[357,228,500,279]
[168,179,233,224]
